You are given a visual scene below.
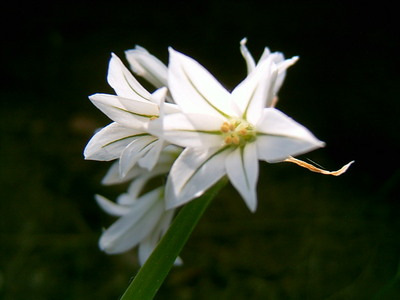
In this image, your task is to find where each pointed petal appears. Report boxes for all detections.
[257,47,272,64]
[149,112,224,148]
[121,175,151,203]
[270,56,299,101]
[138,139,165,170]
[149,87,168,106]
[165,147,229,209]
[240,38,256,74]
[168,48,235,118]
[84,122,146,161]
[99,188,164,254]
[137,208,175,265]
[225,143,259,212]
[256,108,325,162]
[119,136,158,177]
[89,93,157,128]
[101,146,181,185]
[231,57,278,124]
[125,46,168,89]
[107,53,151,100]
[164,102,181,114]
[95,194,131,216]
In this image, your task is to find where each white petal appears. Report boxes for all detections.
[256,108,325,162]
[239,38,256,74]
[121,176,151,203]
[125,46,168,89]
[231,57,278,124]
[165,147,229,209]
[168,48,235,118]
[138,139,165,170]
[270,56,299,101]
[89,94,157,128]
[137,208,175,265]
[149,87,168,106]
[107,53,151,100]
[95,194,131,216]
[101,146,181,185]
[150,112,224,148]
[225,143,258,212]
[99,188,164,254]
[84,122,146,161]
[164,102,181,114]
[119,136,158,177]
[257,47,272,64]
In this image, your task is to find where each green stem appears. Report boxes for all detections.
[120,178,227,300]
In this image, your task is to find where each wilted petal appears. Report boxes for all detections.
[284,156,355,176]
[84,122,146,161]
[168,48,235,118]
[225,143,258,212]
[165,147,230,209]
[107,53,151,100]
[125,46,168,89]
[99,188,164,254]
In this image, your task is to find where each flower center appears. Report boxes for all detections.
[220,118,256,146]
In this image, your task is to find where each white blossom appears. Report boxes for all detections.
[149,47,325,212]
[84,53,179,178]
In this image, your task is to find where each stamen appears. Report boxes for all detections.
[225,136,232,144]
[239,128,247,135]
[232,136,240,145]
[221,122,230,133]
[220,118,256,146]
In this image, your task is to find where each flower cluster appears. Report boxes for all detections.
[85,39,353,264]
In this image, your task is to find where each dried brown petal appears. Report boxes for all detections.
[284,156,354,176]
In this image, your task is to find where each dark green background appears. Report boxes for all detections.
[1,1,399,299]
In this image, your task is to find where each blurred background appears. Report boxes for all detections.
[1,1,399,299]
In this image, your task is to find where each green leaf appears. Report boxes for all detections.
[120,178,227,300]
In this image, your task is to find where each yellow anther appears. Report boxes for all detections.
[232,136,240,145]
[220,118,256,146]
[150,116,158,120]
[239,128,247,135]
[221,122,230,133]
[225,136,232,144]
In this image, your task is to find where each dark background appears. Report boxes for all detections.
[1,1,399,299]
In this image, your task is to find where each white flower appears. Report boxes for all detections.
[97,186,179,266]
[151,47,325,212]
[84,53,179,178]
[96,149,182,265]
